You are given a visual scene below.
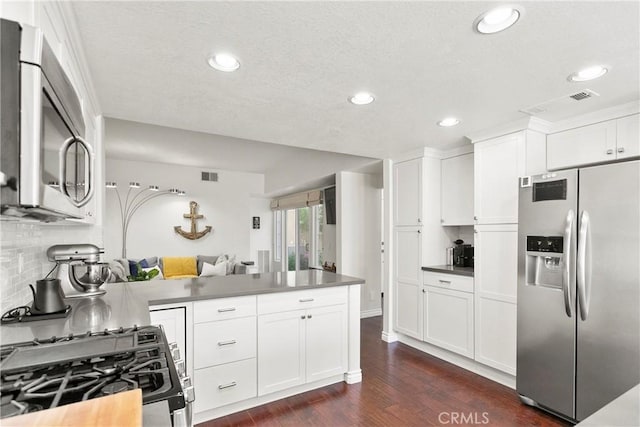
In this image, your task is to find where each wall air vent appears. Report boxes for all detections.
[201,172,218,182]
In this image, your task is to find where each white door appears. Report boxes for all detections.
[474,132,525,224]
[394,227,422,339]
[257,310,306,395]
[394,158,422,226]
[616,114,640,160]
[547,120,617,170]
[149,307,186,366]
[474,225,518,374]
[423,286,474,358]
[305,304,348,383]
[441,153,474,225]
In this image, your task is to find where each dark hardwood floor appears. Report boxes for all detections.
[197,316,570,426]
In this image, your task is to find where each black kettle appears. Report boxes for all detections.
[29,278,67,314]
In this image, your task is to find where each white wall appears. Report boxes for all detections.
[249,197,273,269]
[104,158,264,262]
[336,171,383,316]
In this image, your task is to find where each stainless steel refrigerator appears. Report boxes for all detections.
[516,160,640,422]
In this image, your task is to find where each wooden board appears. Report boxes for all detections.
[3,389,142,427]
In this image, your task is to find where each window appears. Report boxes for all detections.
[274,204,324,271]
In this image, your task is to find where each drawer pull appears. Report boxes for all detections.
[308,314,313,319]
[217,340,237,346]
[301,315,306,319]
[439,280,452,284]
[299,298,314,302]
[217,307,236,313]
[218,381,237,390]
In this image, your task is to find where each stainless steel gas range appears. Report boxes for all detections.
[0,325,194,426]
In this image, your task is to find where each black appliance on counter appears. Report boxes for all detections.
[0,325,194,425]
[453,244,474,268]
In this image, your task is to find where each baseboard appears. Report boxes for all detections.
[396,333,516,389]
[360,308,382,318]
[344,369,362,384]
[381,330,399,343]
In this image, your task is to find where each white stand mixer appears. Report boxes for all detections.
[46,244,111,298]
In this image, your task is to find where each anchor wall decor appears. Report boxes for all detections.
[174,201,212,240]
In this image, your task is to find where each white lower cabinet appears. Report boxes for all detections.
[423,285,474,358]
[194,358,257,413]
[149,302,193,378]
[257,295,348,396]
[193,297,258,413]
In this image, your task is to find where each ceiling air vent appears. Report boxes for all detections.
[201,172,218,182]
[519,89,600,118]
[569,90,597,101]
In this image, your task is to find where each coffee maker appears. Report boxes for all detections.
[46,244,111,298]
[453,240,474,267]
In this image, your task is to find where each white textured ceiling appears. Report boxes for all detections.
[72,1,640,160]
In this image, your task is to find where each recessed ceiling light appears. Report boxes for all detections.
[474,6,522,34]
[568,65,608,82]
[208,53,240,72]
[349,92,375,105]
[438,117,460,127]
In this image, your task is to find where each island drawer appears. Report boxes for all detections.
[257,286,348,315]
[423,271,473,293]
[194,316,256,369]
[194,358,257,413]
[194,295,256,323]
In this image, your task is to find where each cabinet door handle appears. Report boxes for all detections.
[617,147,625,153]
[422,289,426,293]
[217,307,236,312]
[218,340,237,346]
[301,315,306,319]
[417,218,421,223]
[417,229,421,234]
[439,279,451,284]
[218,381,237,390]
[299,298,314,302]
[308,314,313,319]
[606,149,614,155]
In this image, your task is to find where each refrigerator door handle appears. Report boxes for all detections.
[577,210,591,321]
[563,209,574,317]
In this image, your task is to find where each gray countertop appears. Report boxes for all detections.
[422,265,474,277]
[577,384,640,426]
[0,271,363,345]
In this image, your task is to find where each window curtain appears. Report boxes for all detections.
[271,189,324,210]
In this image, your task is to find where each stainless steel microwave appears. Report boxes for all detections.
[0,19,94,222]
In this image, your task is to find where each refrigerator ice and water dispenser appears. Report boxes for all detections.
[525,236,564,289]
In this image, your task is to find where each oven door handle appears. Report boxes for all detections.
[59,136,94,208]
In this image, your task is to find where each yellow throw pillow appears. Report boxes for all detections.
[162,257,197,278]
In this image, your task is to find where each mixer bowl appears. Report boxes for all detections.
[70,262,111,292]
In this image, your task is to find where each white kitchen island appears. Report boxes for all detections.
[0,270,363,423]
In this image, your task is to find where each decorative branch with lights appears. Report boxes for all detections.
[106,181,185,258]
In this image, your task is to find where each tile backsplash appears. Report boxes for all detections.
[0,220,102,314]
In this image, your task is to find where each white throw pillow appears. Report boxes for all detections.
[141,266,164,280]
[201,261,227,277]
[226,254,237,275]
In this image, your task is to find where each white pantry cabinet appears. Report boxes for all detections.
[422,272,474,358]
[393,226,423,339]
[473,224,518,375]
[474,133,526,225]
[441,153,474,226]
[257,297,347,396]
[547,114,639,170]
[393,158,423,226]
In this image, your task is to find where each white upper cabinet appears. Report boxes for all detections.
[394,158,422,226]
[547,114,639,170]
[474,132,525,225]
[616,114,640,160]
[441,153,474,226]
